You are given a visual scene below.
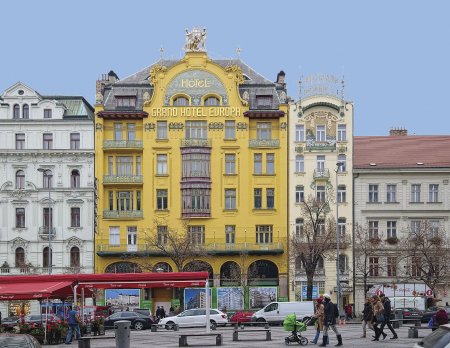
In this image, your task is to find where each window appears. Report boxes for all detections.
[157,121,167,139]
[316,125,326,141]
[295,218,304,238]
[225,120,235,139]
[43,247,52,268]
[256,225,272,244]
[22,104,29,119]
[295,155,304,173]
[411,257,421,277]
[386,184,397,203]
[182,188,211,214]
[316,219,325,236]
[15,247,25,269]
[338,218,346,236]
[369,184,379,203]
[108,191,114,210]
[13,104,20,118]
[429,184,439,202]
[337,154,346,172]
[71,170,80,188]
[225,225,235,244]
[254,154,262,174]
[182,153,210,177]
[266,188,275,208]
[70,133,80,149]
[43,208,53,229]
[116,96,136,108]
[43,133,53,149]
[15,133,25,149]
[136,191,141,210]
[204,96,220,106]
[114,123,123,140]
[317,155,325,172]
[173,96,189,106]
[43,170,53,189]
[387,257,397,277]
[225,189,236,209]
[117,191,133,211]
[266,154,274,174]
[337,185,346,203]
[411,184,421,202]
[127,123,135,140]
[387,221,397,238]
[188,226,205,245]
[157,154,168,175]
[109,226,120,246]
[116,156,133,176]
[15,170,25,189]
[254,188,262,209]
[295,185,304,203]
[44,109,52,119]
[338,254,348,273]
[316,185,326,203]
[225,154,236,174]
[136,156,141,175]
[369,257,379,276]
[369,220,379,239]
[410,220,421,233]
[16,208,25,228]
[71,207,80,227]
[337,124,347,141]
[157,189,168,210]
[256,123,271,140]
[185,120,207,139]
[127,226,137,246]
[295,124,305,141]
[70,247,80,268]
[157,226,168,245]
[430,220,439,237]
[256,95,272,108]
[107,156,113,175]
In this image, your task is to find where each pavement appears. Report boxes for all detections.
[53,322,425,347]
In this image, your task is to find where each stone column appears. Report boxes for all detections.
[278,273,288,298]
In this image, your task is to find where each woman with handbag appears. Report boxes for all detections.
[372,296,387,341]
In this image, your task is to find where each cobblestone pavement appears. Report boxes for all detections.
[54,323,424,347]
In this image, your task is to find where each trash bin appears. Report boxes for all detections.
[114,320,131,348]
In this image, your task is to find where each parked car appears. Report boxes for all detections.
[393,307,423,321]
[0,333,41,347]
[103,311,153,330]
[159,308,228,329]
[251,301,315,324]
[229,311,254,324]
[414,323,450,348]
[422,306,450,323]
[23,314,62,325]
[133,308,151,317]
[0,316,19,328]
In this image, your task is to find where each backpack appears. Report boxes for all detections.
[334,304,339,318]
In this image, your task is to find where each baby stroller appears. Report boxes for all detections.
[283,313,308,345]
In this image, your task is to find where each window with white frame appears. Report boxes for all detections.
[411,184,421,202]
[157,121,168,139]
[225,154,236,174]
[429,184,439,203]
[224,189,236,209]
[256,123,271,140]
[114,123,123,140]
[387,257,397,276]
[185,120,207,139]
[337,154,346,172]
[127,226,137,245]
[117,191,133,211]
[15,170,25,189]
[369,220,379,238]
[369,257,379,276]
[295,124,305,141]
[188,225,205,245]
[156,189,168,210]
[410,220,421,233]
[71,207,80,227]
[254,153,262,174]
[430,220,439,237]
[256,225,272,244]
[266,188,275,208]
[70,133,80,149]
[225,225,235,244]
[337,124,347,141]
[316,219,325,236]
[15,133,25,150]
[316,185,326,203]
[338,218,346,236]
[254,188,262,209]
[157,154,168,175]
[386,184,397,203]
[387,221,397,238]
[316,125,326,141]
[295,218,304,238]
[225,120,235,139]
[266,153,275,174]
[157,226,168,245]
[316,155,325,172]
[173,96,189,106]
[71,170,80,188]
[16,208,25,228]
[127,124,135,140]
[109,226,120,245]
[295,155,304,173]
[295,185,304,203]
[43,133,53,150]
[339,254,348,273]
[108,156,114,175]
[337,185,346,203]
[368,184,379,203]
[116,156,133,176]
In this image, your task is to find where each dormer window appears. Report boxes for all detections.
[204,96,220,106]
[44,109,52,119]
[173,96,189,106]
[256,95,272,109]
[22,104,29,119]
[115,96,136,108]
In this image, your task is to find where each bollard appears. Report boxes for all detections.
[114,320,131,348]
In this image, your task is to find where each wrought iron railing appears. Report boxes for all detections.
[249,139,280,148]
[103,210,143,219]
[38,227,56,240]
[313,169,330,180]
[180,139,212,147]
[103,140,143,149]
[103,175,143,184]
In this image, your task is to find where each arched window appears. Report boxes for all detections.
[71,170,80,188]
[15,170,25,189]
[43,170,53,188]
[204,96,220,106]
[173,96,189,106]
[22,104,29,119]
[43,247,52,268]
[13,104,20,118]
[15,247,25,268]
[70,246,80,268]
[152,262,173,273]
[338,154,346,172]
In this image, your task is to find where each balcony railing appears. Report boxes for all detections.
[38,227,56,240]
[103,210,143,219]
[0,266,86,275]
[180,139,212,147]
[313,169,330,180]
[249,139,280,148]
[103,140,143,149]
[103,175,143,184]
[182,208,211,217]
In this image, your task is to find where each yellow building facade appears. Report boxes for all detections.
[94,31,289,308]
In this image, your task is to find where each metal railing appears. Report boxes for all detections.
[249,139,280,148]
[38,227,56,240]
[103,140,143,149]
[180,139,212,147]
[0,266,86,275]
[313,169,330,180]
[103,175,143,184]
[103,210,143,219]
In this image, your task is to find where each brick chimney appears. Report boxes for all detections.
[389,127,408,136]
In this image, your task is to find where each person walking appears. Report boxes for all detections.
[311,297,328,344]
[344,304,352,321]
[378,294,398,339]
[319,294,342,347]
[372,296,387,341]
[160,306,166,319]
[361,298,374,338]
[155,306,161,321]
[65,305,81,345]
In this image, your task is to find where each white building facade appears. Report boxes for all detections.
[0,82,94,315]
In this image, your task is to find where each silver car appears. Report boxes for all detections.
[159,308,228,329]
[414,324,450,348]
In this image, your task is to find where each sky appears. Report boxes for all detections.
[1,0,449,136]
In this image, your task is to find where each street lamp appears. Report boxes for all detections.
[38,168,52,275]
[335,162,344,316]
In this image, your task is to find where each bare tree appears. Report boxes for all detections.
[404,220,450,297]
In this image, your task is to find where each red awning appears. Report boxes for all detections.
[0,281,73,301]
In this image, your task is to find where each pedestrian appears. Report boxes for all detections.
[319,293,342,347]
[371,295,387,341]
[377,294,398,340]
[435,308,449,329]
[168,307,175,316]
[345,304,353,321]
[160,306,166,319]
[361,297,374,338]
[311,297,328,345]
[65,305,81,345]
[155,306,161,320]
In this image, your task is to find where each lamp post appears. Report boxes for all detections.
[335,162,344,317]
[38,168,52,275]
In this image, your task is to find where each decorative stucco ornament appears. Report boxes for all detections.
[185,27,207,52]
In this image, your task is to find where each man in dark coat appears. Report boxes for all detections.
[376,294,398,340]
[319,294,342,347]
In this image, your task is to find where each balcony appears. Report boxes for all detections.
[103,210,143,219]
[103,140,143,150]
[103,175,143,184]
[38,227,56,240]
[313,169,330,180]
[182,208,211,218]
[249,139,280,148]
[180,139,212,147]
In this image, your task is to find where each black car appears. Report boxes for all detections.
[23,314,62,325]
[0,333,41,347]
[1,316,19,328]
[422,306,450,323]
[133,308,151,317]
[104,312,153,330]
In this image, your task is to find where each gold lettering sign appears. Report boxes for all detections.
[180,79,212,88]
[151,107,241,117]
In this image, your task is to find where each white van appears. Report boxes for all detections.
[251,301,315,324]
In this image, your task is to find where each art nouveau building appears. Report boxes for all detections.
[353,130,450,311]
[0,82,94,315]
[288,80,354,306]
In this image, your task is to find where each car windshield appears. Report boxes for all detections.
[420,326,450,347]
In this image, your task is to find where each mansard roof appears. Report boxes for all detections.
[43,96,94,120]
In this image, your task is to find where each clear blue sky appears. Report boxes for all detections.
[1,0,449,136]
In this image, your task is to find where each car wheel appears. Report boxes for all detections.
[134,321,144,330]
[210,320,217,330]
[165,321,175,330]
[257,318,266,323]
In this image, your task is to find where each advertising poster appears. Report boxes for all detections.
[217,287,244,310]
[184,288,212,310]
[249,287,277,309]
[105,289,140,312]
